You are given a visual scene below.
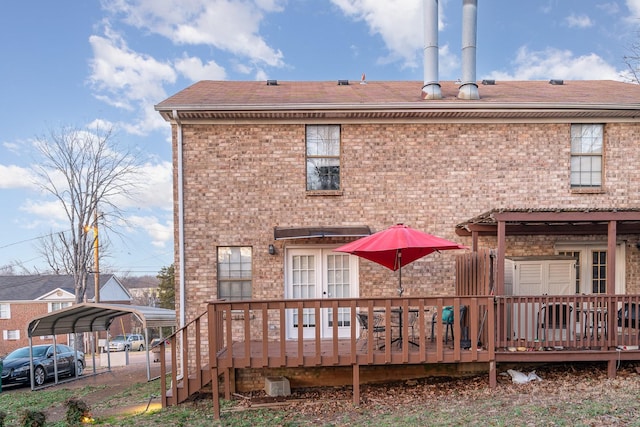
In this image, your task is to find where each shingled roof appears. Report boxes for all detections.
[0,274,120,301]
[156,80,640,122]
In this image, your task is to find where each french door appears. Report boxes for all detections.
[285,248,359,339]
[556,243,626,295]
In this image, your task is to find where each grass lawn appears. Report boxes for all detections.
[1,362,639,426]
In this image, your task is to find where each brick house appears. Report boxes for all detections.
[152,1,640,414]
[0,274,131,355]
[156,78,640,331]
[154,78,640,408]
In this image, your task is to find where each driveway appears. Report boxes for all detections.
[3,348,172,423]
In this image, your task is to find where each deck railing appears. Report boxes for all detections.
[496,294,640,350]
[208,296,494,368]
[160,294,640,418]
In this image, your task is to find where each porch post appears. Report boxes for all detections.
[353,364,360,405]
[607,220,617,295]
[471,230,478,252]
[607,221,617,353]
[496,220,506,296]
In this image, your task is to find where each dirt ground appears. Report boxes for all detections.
[32,352,640,425]
[41,350,169,423]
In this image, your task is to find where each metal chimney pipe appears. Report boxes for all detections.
[458,0,479,99]
[421,0,441,100]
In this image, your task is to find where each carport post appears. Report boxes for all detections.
[52,334,59,385]
[90,333,97,375]
[144,328,151,381]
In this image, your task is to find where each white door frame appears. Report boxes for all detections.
[284,245,359,340]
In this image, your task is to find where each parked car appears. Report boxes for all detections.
[0,344,84,387]
[108,334,145,351]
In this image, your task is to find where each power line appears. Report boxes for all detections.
[0,230,71,250]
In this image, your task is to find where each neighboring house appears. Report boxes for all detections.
[0,274,131,354]
[122,275,159,307]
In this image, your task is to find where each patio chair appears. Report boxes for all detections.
[536,303,573,341]
[618,303,639,329]
[356,312,386,350]
[431,306,467,344]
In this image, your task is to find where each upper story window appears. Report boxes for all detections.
[570,124,603,188]
[217,246,252,301]
[0,303,10,319]
[49,301,72,312]
[306,125,340,191]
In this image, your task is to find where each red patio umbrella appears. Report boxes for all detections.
[334,223,466,296]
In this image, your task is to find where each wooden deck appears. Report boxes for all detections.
[157,295,640,420]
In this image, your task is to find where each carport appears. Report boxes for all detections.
[27,302,176,388]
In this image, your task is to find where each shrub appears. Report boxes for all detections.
[18,409,45,427]
[65,398,91,425]
[0,410,6,427]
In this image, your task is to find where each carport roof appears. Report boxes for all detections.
[27,302,176,337]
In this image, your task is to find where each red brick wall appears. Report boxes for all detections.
[0,302,69,355]
[173,121,640,326]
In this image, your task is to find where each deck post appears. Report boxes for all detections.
[224,368,231,400]
[489,361,497,388]
[353,364,360,405]
[607,359,617,379]
[212,367,220,420]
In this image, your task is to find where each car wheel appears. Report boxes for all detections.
[138,344,144,351]
[34,366,46,386]
[75,360,84,376]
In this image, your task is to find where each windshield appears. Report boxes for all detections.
[112,335,126,341]
[6,346,48,360]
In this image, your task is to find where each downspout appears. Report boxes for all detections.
[458,0,480,100]
[421,0,442,99]
[173,109,186,328]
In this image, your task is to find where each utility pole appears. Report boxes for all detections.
[84,209,100,357]
[84,210,100,303]
[92,209,100,303]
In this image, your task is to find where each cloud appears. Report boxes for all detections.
[102,0,285,68]
[627,0,640,20]
[331,0,425,69]
[175,55,227,81]
[124,161,173,211]
[486,46,623,81]
[565,14,593,28]
[20,199,69,225]
[0,165,39,190]
[88,24,176,134]
[330,0,458,76]
[2,142,22,156]
[126,214,173,248]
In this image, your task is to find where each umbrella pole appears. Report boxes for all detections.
[397,250,403,296]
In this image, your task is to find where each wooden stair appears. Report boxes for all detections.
[159,311,217,407]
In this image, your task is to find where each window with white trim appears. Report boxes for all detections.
[570,124,603,188]
[3,329,20,340]
[306,125,340,191]
[217,246,252,301]
[556,243,625,295]
[0,303,10,319]
[49,301,72,312]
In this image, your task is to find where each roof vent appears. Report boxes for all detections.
[481,79,495,85]
[337,80,349,86]
[549,79,564,85]
[266,79,278,86]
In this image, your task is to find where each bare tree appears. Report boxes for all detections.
[623,35,640,84]
[33,124,139,303]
